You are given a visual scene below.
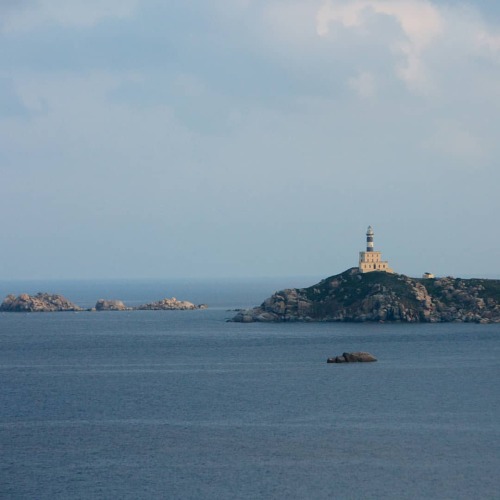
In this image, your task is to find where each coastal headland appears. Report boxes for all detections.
[232,268,500,324]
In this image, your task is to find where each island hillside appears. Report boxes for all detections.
[232,268,500,323]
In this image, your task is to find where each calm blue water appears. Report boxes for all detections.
[1,281,499,499]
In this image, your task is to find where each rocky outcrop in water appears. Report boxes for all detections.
[0,293,82,312]
[136,297,207,311]
[95,299,129,311]
[327,352,377,363]
[232,268,500,324]
[1,293,208,313]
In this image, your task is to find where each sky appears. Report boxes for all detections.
[1,0,499,280]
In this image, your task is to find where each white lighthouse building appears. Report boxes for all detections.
[358,226,393,273]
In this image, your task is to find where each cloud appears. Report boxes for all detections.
[477,31,500,59]
[262,1,322,45]
[0,0,138,33]
[0,77,30,117]
[423,121,487,166]
[317,0,443,47]
[348,71,376,98]
[317,0,443,92]
[1,2,499,279]
[173,74,206,99]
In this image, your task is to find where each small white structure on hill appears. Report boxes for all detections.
[358,226,394,273]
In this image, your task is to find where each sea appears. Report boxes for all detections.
[1,279,499,500]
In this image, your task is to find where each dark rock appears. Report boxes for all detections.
[342,352,377,362]
[327,356,346,363]
[327,352,377,363]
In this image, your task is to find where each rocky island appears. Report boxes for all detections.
[1,294,207,312]
[136,297,208,311]
[232,268,500,324]
[94,299,129,311]
[0,293,82,312]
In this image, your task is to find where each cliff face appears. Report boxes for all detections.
[0,293,82,312]
[232,268,500,324]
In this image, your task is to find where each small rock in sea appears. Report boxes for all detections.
[136,297,202,310]
[95,299,128,311]
[327,352,377,363]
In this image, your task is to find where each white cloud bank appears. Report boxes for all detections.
[316,0,500,93]
[316,0,443,93]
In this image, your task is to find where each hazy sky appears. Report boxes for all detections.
[1,0,499,280]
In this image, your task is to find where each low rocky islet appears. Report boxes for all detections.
[0,294,207,312]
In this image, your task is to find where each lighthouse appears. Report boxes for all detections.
[366,225,374,252]
[358,226,393,273]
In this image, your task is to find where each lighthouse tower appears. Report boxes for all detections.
[358,226,393,273]
[366,225,374,252]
